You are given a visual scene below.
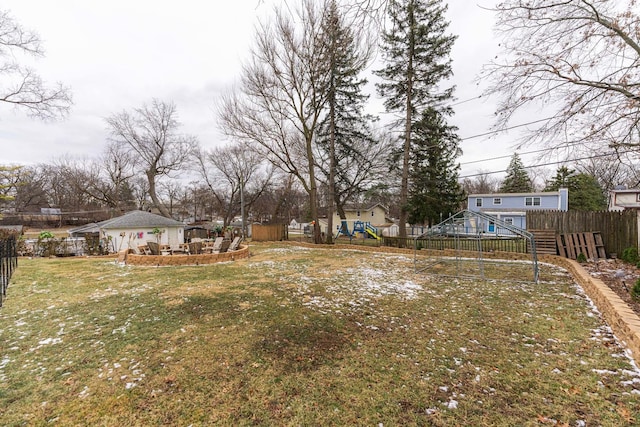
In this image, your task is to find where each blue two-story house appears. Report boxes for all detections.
[467,189,568,232]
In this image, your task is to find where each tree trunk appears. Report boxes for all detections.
[335,202,348,236]
[326,86,336,244]
[146,169,171,218]
[399,1,416,239]
[272,176,293,222]
[306,136,321,244]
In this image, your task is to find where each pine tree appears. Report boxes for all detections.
[499,153,532,193]
[317,0,376,240]
[545,167,606,211]
[406,107,463,225]
[375,0,456,237]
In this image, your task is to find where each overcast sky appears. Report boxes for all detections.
[0,0,533,180]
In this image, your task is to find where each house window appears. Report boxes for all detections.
[525,197,541,206]
[356,210,360,217]
[493,198,502,205]
[476,198,483,207]
[371,211,375,217]
[504,217,513,225]
[636,193,640,202]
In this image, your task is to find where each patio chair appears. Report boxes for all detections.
[214,239,231,254]
[188,241,202,255]
[210,237,224,253]
[146,241,160,255]
[228,236,242,251]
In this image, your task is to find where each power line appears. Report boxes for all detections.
[460,145,573,166]
[448,95,484,107]
[458,150,633,179]
[459,116,554,141]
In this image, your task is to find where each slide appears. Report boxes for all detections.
[365,223,381,240]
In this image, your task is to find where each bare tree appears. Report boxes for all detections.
[482,0,640,153]
[38,144,137,217]
[11,165,48,212]
[182,183,215,223]
[461,171,501,196]
[0,165,22,203]
[195,143,273,230]
[106,99,198,218]
[157,180,185,218]
[130,176,151,211]
[0,9,71,120]
[315,127,395,227]
[576,151,640,191]
[218,0,330,243]
[98,142,137,212]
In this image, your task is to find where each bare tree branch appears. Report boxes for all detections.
[482,0,640,152]
[106,99,198,218]
[218,0,331,242]
[0,9,71,120]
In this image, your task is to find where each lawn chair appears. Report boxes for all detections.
[137,244,151,255]
[214,239,231,254]
[228,236,242,251]
[210,237,224,253]
[188,241,202,255]
[146,241,160,255]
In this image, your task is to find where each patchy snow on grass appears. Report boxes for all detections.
[335,266,422,300]
[261,246,311,255]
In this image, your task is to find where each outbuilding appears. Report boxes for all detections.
[71,210,185,253]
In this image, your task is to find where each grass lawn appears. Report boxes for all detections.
[1,243,639,426]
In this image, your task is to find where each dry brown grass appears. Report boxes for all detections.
[0,243,638,426]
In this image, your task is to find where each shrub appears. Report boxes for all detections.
[632,279,640,301]
[621,247,639,265]
[576,252,587,263]
[38,231,54,240]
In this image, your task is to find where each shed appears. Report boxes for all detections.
[84,211,185,253]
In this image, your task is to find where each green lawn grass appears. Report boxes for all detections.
[1,243,639,426]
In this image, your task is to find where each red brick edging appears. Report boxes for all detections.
[554,257,640,367]
[123,245,249,266]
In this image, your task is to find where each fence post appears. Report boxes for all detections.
[0,236,18,307]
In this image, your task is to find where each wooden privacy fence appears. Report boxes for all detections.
[527,210,638,257]
[0,236,18,307]
[252,224,288,242]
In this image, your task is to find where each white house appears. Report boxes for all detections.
[70,210,185,253]
[608,188,640,211]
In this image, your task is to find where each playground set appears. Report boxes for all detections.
[335,220,381,240]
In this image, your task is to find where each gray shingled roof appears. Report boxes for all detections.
[99,210,184,229]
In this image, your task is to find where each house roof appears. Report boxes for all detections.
[468,190,565,198]
[68,222,100,235]
[100,210,184,229]
[610,188,640,194]
[341,203,388,213]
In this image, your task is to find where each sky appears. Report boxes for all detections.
[0,0,535,181]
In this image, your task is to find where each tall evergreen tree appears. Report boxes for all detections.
[499,153,532,193]
[407,107,463,225]
[317,0,376,242]
[545,166,606,211]
[375,0,456,237]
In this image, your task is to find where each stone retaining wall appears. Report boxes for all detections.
[124,245,249,266]
[285,241,640,366]
[555,257,640,368]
